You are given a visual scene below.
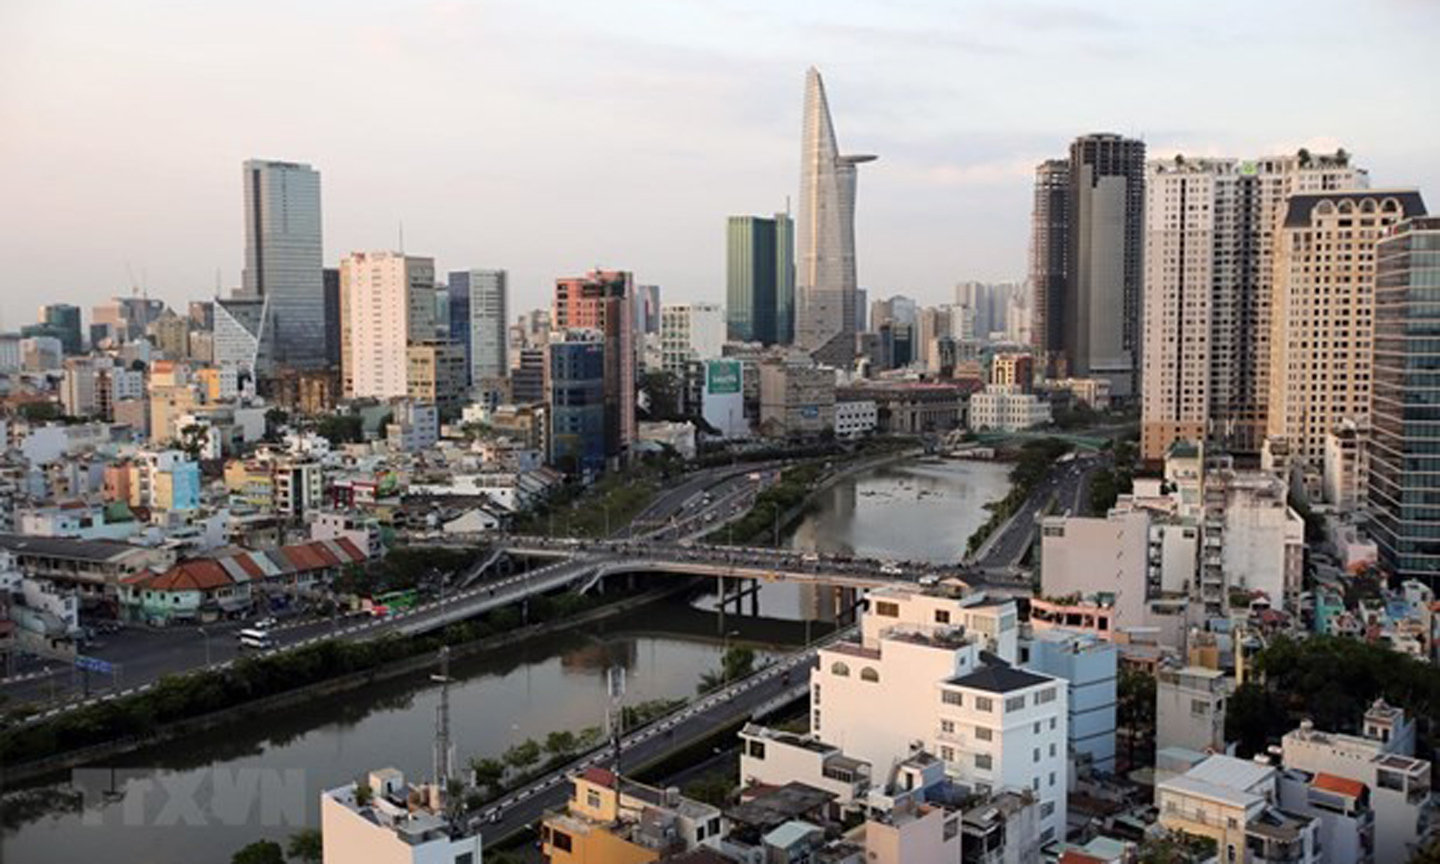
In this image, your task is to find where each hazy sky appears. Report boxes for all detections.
[2,0,1438,328]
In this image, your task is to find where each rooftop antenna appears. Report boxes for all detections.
[431,646,454,788]
[399,220,405,255]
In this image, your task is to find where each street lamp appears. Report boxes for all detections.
[721,629,740,686]
[197,626,212,668]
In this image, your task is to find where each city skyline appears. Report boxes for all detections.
[4,1,1439,327]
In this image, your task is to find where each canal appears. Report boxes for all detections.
[0,457,1011,864]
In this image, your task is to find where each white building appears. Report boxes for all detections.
[1155,665,1232,754]
[321,768,481,864]
[1322,420,1364,512]
[834,399,877,439]
[811,588,1068,843]
[386,400,439,452]
[1209,469,1304,612]
[341,252,436,399]
[968,385,1051,432]
[1282,702,1436,864]
[1040,507,1151,628]
[659,302,725,375]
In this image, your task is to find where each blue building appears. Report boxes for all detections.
[446,274,473,388]
[549,336,606,476]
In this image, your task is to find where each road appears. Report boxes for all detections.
[972,453,1109,572]
[468,640,822,846]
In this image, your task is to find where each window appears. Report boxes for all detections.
[1191,698,1210,717]
[586,789,602,809]
[1033,748,1041,763]
[875,601,900,617]
[1033,721,1040,734]
[748,740,766,760]
[456,855,474,864]
[551,830,573,853]
[974,753,992,771]
[940,719,955,733]
[934,610,950,624]
[975,696,994,713]
[1050,718,1057,730]
[1049,743,1057,757]
[830,661,850,677]
[1049,772,1056,787]
[975,726,992,741]
[813,709,821,729]
[1006,695,1026,712]
[1041,801,1055,818]
[940,745,955,762]
[943,818,959,841]
[860,667,880,683]
[942,691,963,706]
[1036,687,1057,704]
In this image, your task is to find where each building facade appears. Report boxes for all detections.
[659,302,725,376]
[554,270,636,460]
[727,214,795,345]
[1370,217,1440,585]
[241,159,327,370]
[340,252,437,400]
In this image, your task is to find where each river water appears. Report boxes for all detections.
[1,458,1010,864]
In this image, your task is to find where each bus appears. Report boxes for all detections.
[237,628,275,650]
[369,589,420,618]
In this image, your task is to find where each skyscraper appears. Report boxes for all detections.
[451,269,508,385]
[554,270,636,460]
[727,213,795,345]
[340,252,436,399]
[1267,189,1425,491]
[794,67,874,368]
[37,304,82,355]
[1370,216,1440,586]
[1140,151,1371,461]
[1029,159,1070,373]
[1063,134,1145,400]
[242,159,326,370]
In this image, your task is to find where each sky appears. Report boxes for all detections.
[2,0,1439,328]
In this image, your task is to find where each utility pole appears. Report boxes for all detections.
[606,666,625,774]
[431,647,454,789]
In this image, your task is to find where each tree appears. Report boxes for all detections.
[231,840,286,864]
[1409,837,1440,864]
[1117,668,1157,768]
[179,423,209,462]
[354,781,373,807]
[17,401,61,423]
[264,408,290,443]
[503,739,541,774]
[1225,682,1288,758]
[1138,831,1218,864]
[700,645,756,693]
[544,730,578,759]
[469,756,505,792]
[286,828,322,864]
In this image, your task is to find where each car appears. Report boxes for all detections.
[254,617,277,630]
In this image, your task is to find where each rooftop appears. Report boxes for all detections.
[947,662,1051,695]
[1185,755,1275,793]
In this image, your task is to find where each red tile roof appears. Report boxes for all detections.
[141,559,236,592]
[1313,772,1366,799]
[334,537,365,561]
[232,553,266,579]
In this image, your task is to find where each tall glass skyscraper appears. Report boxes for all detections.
[1369,214,1440,586]
[726,214,794,346]
[450,269,508,385]
[242,159,326,370]
[795,67,874,367]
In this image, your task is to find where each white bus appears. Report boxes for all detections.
[237,628,275,650]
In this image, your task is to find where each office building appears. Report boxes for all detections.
[1267,190,1425,491]
[794,67,875,368]
[1036,161,1071,374]
[37,304,82,355]
[450,269,508,385]
[727,213,795,345]
[554,269,635,460]
[322,267,341,370]
[445,281,471,384]
[548,331,606,476]
[634,283,661,335]
[968,385,1051,432]
[759,359,835,439]
[1370,216,1440,585]
[340,252,436,400]
[213,297,265,371]
[1061,134,1145,399]
[1141,152,1371,461]
[405,340,468,413]
[659,302,725,376]
[241,159,326,370]
[92,296,165,344]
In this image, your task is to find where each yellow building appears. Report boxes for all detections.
[540,767,725,864]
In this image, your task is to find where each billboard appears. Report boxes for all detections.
[706,360,742,395]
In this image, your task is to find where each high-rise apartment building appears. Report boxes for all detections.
[634,284,661,336]
[726,214,795,345]
[1063,134,1145,400]
[795,67,874,368]
[554,269,636,460]
[659,302,725,376]
[1267,190,1426,489]
[340,252,436,399]
[1030,159,1070,373]
[1369,216,1440,586]
[450,269,507,386]
[548,331,607,476]
[241,159,326,370]
[1141,152,1371,461]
